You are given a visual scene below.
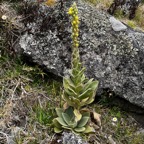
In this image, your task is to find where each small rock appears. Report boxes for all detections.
[109,17,127,31]
[136,128,144,135]
[61,132,88,144]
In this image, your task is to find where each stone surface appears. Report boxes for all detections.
[59,132,88,144]
[18,0,144,108]
[109,17,127,31]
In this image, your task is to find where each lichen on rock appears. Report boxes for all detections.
[18,0,144,108]
[61,132,88,144]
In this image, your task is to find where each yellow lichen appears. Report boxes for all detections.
[45,0,56,6]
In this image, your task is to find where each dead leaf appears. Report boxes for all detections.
[92,111,101,127]
[63,102,68,110]
[108,135,116,144]
[80,108,90,112]
[74,109,82,121]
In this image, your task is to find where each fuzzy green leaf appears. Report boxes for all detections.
[84,81,99,91]
[82,112,90,117]
[62,126,72,130]
[70,97,80,105]
[86,97,95,105]
[56,117,67,127]
[62,113,71,125]
[68,121,77,128]
[71,68,85,85]
[74,127,86,132]
[84,125,95,133]
[63,77,75,89]
[74,109,82,121]
[78,88,93,100]
[84,78,93,89]
[64,89,76,97]
[55,108,63,117]
[81,74,86,83]
[81,97,95,107]
[62,93,75,106]
[77,116,89,128]
[64,87,77,97]
[81,97,89,103]
[65,107,74,120]
[75,84,83,93]
[72,68,79,76]
[68,87,77,95]
[54,127,63,133]
[63,93,80,107]
[76,68,86,78]
[91,81,99,90]
[53,118,62,129]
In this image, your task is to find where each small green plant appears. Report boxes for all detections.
[35,106,56,125]
[63,2,99,120]
[53,2,99,133]
[53,106,94,133]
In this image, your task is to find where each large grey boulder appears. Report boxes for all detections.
[19,0,144,108]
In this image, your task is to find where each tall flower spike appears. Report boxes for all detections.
[63,2,99,121]
[68,2,79,49]
[68,2,81,74]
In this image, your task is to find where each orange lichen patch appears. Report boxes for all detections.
[45,0,56,6]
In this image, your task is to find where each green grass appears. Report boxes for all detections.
[127,20,137,29]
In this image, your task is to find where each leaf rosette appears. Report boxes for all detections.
[53,107,95,133]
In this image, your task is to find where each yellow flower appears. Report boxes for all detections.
[75,33,79,37]
[72,21,76,25]
[73,14,76,18]
[75,16,79,21]
[73,28,78,33]
[76,20,80,25]
[68,7,73,15]
[68,2,80,48]
[75,43,79,47]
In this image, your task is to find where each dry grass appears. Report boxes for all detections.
[0,55,61,143]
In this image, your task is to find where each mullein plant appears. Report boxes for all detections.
[53,2,99,133]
